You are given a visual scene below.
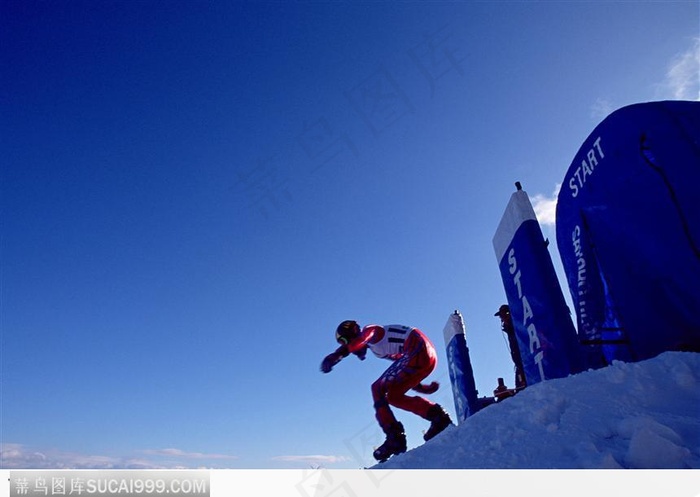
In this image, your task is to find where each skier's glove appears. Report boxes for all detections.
[412,381,440,394]
[320,353,339,373]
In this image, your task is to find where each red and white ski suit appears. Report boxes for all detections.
[345,324,439,430]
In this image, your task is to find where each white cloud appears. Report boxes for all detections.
[660,38,700,101]
[590,98,614,121]
[271,455,351,466]
[530,184,560,227]
[0,443,161,469]
[593,38,700,122]
[141,448,238,460]
[1,444,237,469]
[0,443,49,468]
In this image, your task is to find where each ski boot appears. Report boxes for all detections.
[373,422,407,462]
[423,404,453,441]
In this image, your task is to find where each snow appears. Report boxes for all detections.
[373,351,700,469]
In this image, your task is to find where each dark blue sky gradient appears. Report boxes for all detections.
[2,0,698,468]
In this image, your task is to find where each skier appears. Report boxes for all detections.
[494,304,527,389]
[320,320,453,462]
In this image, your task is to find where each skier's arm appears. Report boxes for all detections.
[346,325,380,354]
[320,325,379,373]
[320,344,350,373]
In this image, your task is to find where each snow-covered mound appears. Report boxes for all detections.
[375,351,700,469]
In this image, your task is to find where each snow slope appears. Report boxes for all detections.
[374,351,700,469]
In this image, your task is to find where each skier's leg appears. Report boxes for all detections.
[382,331,437,418]
[371,376,406,461]
[384,370,434,417]
[383,331,453,440]
[371,380,398,428]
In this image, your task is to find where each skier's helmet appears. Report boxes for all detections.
[336,320,361,345]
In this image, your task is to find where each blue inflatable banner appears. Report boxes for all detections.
[493,186,584,385]
[556,100,700,363]
[442,310,479,423]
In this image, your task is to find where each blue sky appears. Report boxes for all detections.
[2,1,698,469]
